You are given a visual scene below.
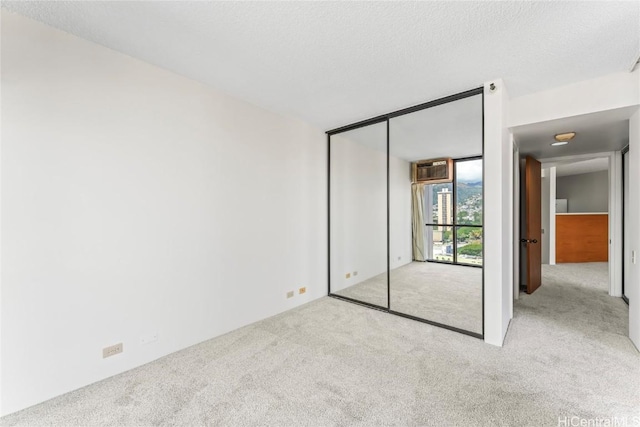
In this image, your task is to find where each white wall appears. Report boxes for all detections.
[510,70,640,128]
[629,110,640,350]
[556,171,609,213]
[541,174,550,264]
[512,144,520,299]
[623,150,630,300]
[549,167,556,265]
[389,156,413,270]
[329,129,412,294]
[484,79,513,346]
[329,130,387,293]
[540,167,559,266]
[1,13,327,415]
[610,152,623,297]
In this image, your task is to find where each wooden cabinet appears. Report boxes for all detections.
[556,214,608,263]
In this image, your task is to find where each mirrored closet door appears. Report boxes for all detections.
[329,120,388,309]
[389,93,483,335]
[328,88,484,337]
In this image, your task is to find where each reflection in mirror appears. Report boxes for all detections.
[456,227,483,266]
[455,159,483,266]
[426,225,453,262]
[456,159,483,225]
[389,94,483,334]
[329,121,387,308]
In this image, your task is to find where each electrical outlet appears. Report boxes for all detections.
[140,333,158,345]
[345,273,351,279]
[287,290,295,299]
[299,287,306,294]
[353,271,358,276]
[633,251,637,265]
[103,343,123,358]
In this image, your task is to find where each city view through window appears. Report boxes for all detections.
[425,158,482,266]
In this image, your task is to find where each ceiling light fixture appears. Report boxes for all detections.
[551,141,569,146]
[554,132,576,142]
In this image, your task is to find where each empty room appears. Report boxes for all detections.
[1,1,639,426]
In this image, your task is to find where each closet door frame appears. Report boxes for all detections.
[327,117,389,311]
[327,87,485,339]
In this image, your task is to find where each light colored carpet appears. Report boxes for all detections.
[1,262,638,426]
[335,262,482,334]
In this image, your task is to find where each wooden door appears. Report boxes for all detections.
[524,156,542,294]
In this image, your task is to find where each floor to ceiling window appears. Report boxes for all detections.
[424,157,483,266]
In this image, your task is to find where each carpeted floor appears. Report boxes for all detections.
[335,261,482,334]
[1,262,637,426]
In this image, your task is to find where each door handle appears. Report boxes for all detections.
[531,239,538,244]
[520,238,530,243]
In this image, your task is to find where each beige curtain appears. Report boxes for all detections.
[412,183,426,261]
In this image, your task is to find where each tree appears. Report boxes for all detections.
[457,227,481,242]
[457,210,469,222]
[458,242,482,257]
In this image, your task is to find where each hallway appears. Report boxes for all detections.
[508,262,637,419]
[517,262,626,335]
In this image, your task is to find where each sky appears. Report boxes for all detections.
[456,159,483,183]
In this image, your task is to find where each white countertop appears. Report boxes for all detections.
[556,212,608,215]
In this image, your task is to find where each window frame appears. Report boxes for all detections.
[423,156,483,267]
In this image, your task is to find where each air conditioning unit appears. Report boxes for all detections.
[412,158,453,184]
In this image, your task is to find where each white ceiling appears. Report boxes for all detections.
[2,1,639,130]
[553,157,609,177]
[390,94,482,161]
[331,94,482,162]
[513,106,634,160]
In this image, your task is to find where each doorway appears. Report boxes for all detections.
[512,108,629,300]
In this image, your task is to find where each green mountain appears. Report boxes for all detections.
[456,182,482,204]
[429,182,481,204]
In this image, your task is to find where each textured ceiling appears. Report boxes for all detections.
[2,1,639,130]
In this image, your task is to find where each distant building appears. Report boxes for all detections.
[437,189,452,226]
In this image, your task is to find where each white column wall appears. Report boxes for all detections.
[629,110,640,350]
[483,79,513,346]
[549,167,557,265]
